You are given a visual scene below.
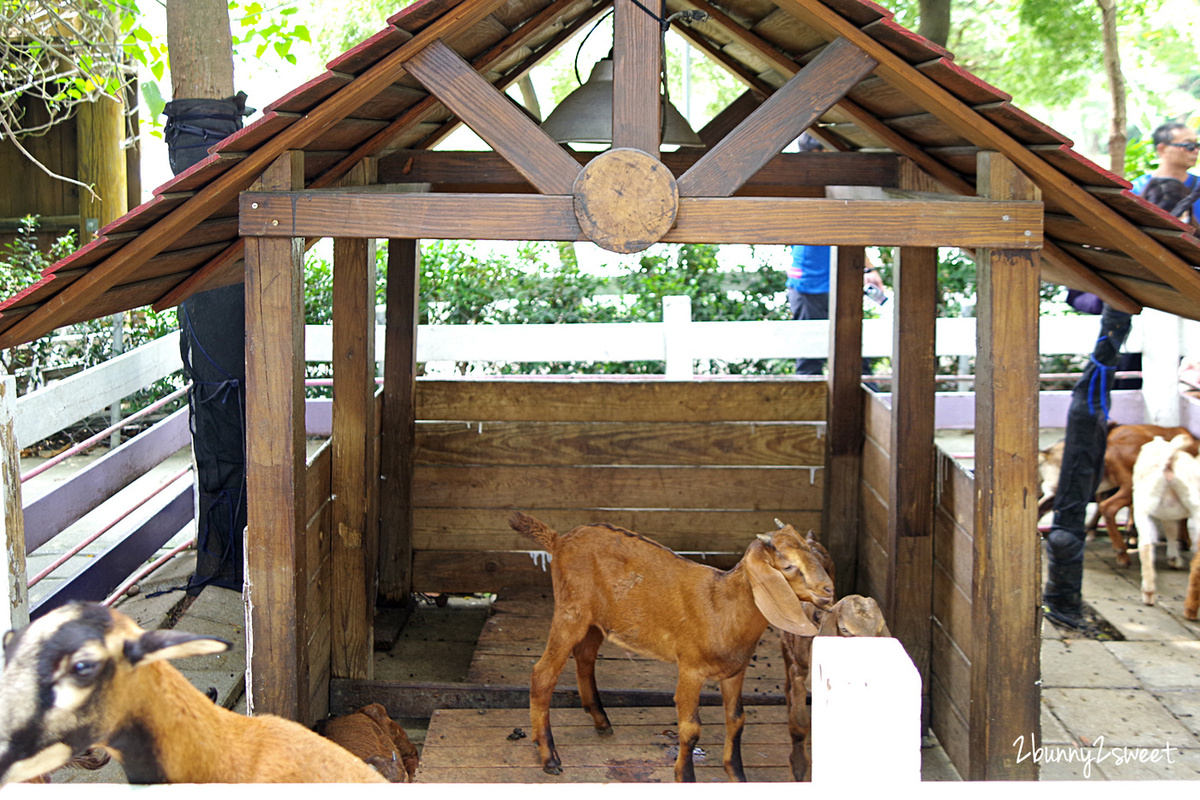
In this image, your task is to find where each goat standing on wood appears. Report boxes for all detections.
[0,603,389,784]
[1132,434,1200,607]
[508,511,834,782]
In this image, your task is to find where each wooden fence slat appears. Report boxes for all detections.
[416,379,827,423]
[411,508,822,552]
[412,465,823,509]
[15,334,181,448]
[416,420,825,467]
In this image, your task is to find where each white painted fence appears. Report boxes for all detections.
[307,300,1200,425]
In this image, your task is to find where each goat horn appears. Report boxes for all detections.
[774,518,786,529]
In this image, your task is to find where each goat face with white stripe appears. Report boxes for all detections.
[0,602,225,784]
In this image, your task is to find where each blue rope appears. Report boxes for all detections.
[1086,353,1115,420]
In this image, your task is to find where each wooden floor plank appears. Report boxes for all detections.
[417,592,798,782]
[415,707,793,783]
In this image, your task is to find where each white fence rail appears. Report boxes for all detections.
[307,300,1198,425]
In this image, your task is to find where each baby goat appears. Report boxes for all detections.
[508,512,834,782]
[315,702,419,782]
[0,603,388,784]
[781,594,890,781]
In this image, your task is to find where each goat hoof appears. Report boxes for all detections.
[1143,591,1156,606]
[1115,551,1132,568]
[542,761,562,776]
[596,726,613,736]
[1170,557,1185,570]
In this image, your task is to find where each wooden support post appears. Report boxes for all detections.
[244,151,306,720]
[970,151,1041,780]
[378,239,420,603]
[0,376,28,634]
[884,242,936,728]
[612,0,662,154]
[331,160,377,680]
[824,246,867,593]
[76,94,128,244]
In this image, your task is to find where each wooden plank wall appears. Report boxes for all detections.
[304,439,334,725]
[858,390,891,602]
[408,378,828,593]
[308,392,381,722]
[861,390,974,780]
[931,447,974,780]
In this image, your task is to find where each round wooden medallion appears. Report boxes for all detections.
[573,148,679,254]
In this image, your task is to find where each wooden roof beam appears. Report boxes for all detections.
[777,0,1200,306]
[0,0,514,348]
[613,0,662,154]
[157,0,608,312]
[239,191,1042,249]
[404,40,580,195]
[375,148,901,188]
[678,0,972,193]
[420,1,613,148]
[677,37,877,197]
[674,2,1137,310]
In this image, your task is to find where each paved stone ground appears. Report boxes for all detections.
[1038,536,1200,780]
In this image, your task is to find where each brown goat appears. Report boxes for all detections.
[508,512,834,782]
[0,603,388,784]
[781,595,890,781]
[316,703,419,782]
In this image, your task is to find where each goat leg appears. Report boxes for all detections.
[1185,544,1200,621]
[1135,510,1158,606]
[672,671,705,782]
[1099,490,1133,567]
[718,671,747,782]
[572,627,612,735]
[530,629,579,775]
[781,639,812,781]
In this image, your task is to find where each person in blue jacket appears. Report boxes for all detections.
[1131,121,1199,225]
[788,133,885,375]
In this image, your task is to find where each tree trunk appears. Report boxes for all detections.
[1096,0,1126,175]
[166,0,235,100]
[918,0,951,48]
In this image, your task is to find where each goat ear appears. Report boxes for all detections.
[124,629,230,666]
[745,541,819,636]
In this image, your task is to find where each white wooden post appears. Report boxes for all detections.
[0,376,28,633]
[810,636,921,784]
[663,295,694,378]
[1139,308,1181,427]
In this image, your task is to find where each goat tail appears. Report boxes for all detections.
[509,511,559,551]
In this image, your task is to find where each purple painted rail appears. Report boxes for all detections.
[23,408,190,553]
[31,475,194,619]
